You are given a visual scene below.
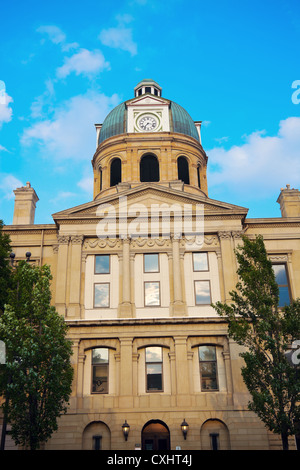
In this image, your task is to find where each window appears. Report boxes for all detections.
[144,253,159,273]
[199,346,218,391]
[193,252,208,271]
[92,348,109,393]
[110,158,121,187]
[177,156,190,185]
[272,264,291,307]
[194,280,211,305]
[140,154,159,182]
[94,283,110,308]
[95,255,110,274]
[197,165,201,188]
[146,347,163,391]
[145,86,151,93]
[99,167,103,191]
[144,282,160,306]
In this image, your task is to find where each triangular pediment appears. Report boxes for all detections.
[52,183,248,222]
[127,95,170,108]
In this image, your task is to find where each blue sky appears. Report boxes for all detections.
[0,0,299,225]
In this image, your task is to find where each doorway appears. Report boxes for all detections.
[142,420,170,450]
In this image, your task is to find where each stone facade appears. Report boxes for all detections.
[1,80,300,450]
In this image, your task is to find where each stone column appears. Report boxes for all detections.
[174,336,190,406]
[118,238,134,317]
[218,231,237,303]
[119,337,133,407]
[68,235,84,318]
[170,236,187,315]
[55,235,70,316]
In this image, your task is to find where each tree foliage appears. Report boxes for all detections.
[213,235,300,450]
[0,220,13,313]
[0,261,74,450]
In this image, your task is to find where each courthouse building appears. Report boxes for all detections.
[2,79,300,450]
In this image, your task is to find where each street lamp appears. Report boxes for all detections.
[122,420,130,441]
[181,419,189,440]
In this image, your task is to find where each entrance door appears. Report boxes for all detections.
[142,421,170,450]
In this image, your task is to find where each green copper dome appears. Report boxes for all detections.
[98,81,199,145]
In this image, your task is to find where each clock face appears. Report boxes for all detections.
[138,115,158,132]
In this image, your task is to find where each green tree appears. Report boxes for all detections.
[213,235,300,450]
[0,220,13,313]
[0,261,74,450]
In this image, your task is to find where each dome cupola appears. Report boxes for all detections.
[93,80,208,200]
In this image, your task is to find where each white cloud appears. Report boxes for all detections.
[207,116,300,200]
[37,25,79,51]
[56,48,110,79]
[77,175,93,194]
[99,26,137,56]
[0,93,13,128]
[37,25,66,45]
[21,91,120,162]
[0,174,23,200]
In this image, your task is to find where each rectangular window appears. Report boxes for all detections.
[146,347,163,391]
[144,281,160,306]
[144,253,159,272]
[94,283,110,308]
[193,252,208,271]
[92,348,109,393]
[199,345,218,391]
[272,264,291,307]
[95,255,110,274]
[194,280,211,305]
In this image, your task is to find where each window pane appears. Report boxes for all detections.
[193,252,208,271]
[278,286,290,307]
[95,255,110,274]
[94,283,109,307]
[146,347,162,363]
[272,264,288,285]
[93,364,108,393]
[200,363,218,390]
[145,282,160,306]
[195,280,211,304]
[147,363,162,391]
[144,254,159,272]
[92,348,109,364]
[199,345,216,361]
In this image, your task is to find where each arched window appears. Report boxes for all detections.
[140,154,159,182]
[177,156,190,184]
[110,158,121,187]
[197,164,201,188]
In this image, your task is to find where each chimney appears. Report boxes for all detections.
[12,182,39,225]
[277,184,300,218]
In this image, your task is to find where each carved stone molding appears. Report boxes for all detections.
[57,235,70,244]
[84,238,122,249]
[71,235,84,245]
[218,231,232,240]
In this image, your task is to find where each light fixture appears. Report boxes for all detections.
[181,419,189,440]
[122,420,130,441]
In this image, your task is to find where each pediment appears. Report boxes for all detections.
[52,184,248,222]
[127,95,170,108]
